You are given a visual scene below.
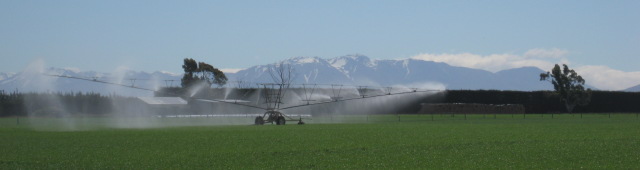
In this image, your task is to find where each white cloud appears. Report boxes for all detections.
[411,50,566,72]
[524,48,568,59]
[576,66,640,91]
[220,68,243,73]
[411,48,640,90]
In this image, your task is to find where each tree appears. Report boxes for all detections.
[540,64,592,113]
[181,58,227,88]
[181,58,198,88]
[210,68,227,87]
[198,62,227,87]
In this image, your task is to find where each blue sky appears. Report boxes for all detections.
[1,1,639,89]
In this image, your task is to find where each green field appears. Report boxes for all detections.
[1,114,639,169]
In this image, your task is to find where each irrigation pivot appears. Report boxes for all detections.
[45,74,442,125]
[255,83,291,125]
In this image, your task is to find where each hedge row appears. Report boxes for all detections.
[437,90,640,113]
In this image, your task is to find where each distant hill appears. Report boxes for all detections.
[1,55,555,96]
[624,84,640,92]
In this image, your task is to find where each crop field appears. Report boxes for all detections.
[1,114,639,169]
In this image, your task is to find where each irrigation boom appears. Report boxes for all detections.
[46,74,442,125]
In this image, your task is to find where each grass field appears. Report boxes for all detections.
[1,114,639,169]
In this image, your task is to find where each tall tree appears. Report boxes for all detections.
[181,58,199,88]
[540,64,592,113]
[210,68,227,87]
[181,58,227,88]
[198,62,227,87]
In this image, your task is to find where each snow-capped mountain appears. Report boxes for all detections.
[1,55,557,96]
[0,72,16,82]
[227,55,553,91]
[232,56,353,85]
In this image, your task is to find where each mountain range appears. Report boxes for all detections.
[2,55,636,96]
[232,55,552,90]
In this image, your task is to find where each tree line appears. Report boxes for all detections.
[0,90,133,117]
[437,90,640,113]
[2,89,640,117]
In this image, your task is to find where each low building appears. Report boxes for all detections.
[137,97,188,116]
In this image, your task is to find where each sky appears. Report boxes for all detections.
[1,0,639,90]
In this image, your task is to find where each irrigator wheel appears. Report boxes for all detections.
[255,116,264,125]
[276,116,286,125]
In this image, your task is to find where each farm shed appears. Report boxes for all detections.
[137,97,188,116]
